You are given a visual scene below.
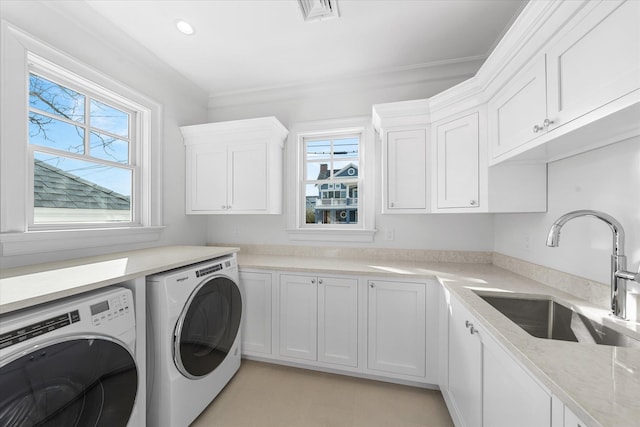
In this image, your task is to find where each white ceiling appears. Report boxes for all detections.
[85,0,527,97]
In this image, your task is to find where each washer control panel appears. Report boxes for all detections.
[90,292,131,326]
[0,310,80,350]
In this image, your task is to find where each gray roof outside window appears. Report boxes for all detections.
[34,160,130,210]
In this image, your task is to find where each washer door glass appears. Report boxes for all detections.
[175,276,242,378]
[0,338,137,427]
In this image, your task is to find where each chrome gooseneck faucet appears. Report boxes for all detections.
[546,210,639,319]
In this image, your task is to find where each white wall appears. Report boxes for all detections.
[206,63,495,251]
[0,1,210,268]
[494,137,640,284]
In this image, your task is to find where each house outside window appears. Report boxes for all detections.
[314,163,358,224]
[303,133,360,226]
[287,117,375,243]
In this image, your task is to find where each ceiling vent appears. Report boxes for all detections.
[298,0,340,22]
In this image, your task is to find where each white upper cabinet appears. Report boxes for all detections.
[385,129,428,212]
[431,108,546,214]
[435,112,480,209]
[546,0,640,130]
[488,56,548,160]
[373,100,431,214]
[180,117,288,214]
[487,0,640,164]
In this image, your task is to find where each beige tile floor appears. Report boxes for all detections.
[191,360,454,427]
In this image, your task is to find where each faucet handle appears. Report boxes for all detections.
[615,268,640,283]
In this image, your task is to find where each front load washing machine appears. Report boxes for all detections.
[0,286,140,426]
[146,254,242,427]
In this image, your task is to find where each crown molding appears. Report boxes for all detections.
[208,56,484,111]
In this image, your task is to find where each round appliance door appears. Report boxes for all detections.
[174,275,242,378]
[0,337,137,427]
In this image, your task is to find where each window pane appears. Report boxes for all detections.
[90,99,129,138]
[305,183,319,224]
[306,139,331,160]
[33,152,131,224]
[90,131,129,164]
[333,137,359,159]
[29,74,85,123]
[306,162,329,180]
[29,112,85,154]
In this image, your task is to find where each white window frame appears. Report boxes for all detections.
[286,117,375,242]
[0,23,164,256]
[28,55,141,229]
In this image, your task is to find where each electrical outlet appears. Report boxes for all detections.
[385,228,395,241]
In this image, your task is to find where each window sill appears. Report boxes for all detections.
[286,228,376,243]
[0,226,165,256]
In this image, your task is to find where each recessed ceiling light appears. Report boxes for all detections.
[175,19,195,35]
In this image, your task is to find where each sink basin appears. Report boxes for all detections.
[476,294,640,348]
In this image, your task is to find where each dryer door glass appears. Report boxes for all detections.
[176,276,242,378]
[0,338,138,427]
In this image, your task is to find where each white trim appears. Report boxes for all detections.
[286,116,375,242]
[0,22,163,255]
[0,226,165,256]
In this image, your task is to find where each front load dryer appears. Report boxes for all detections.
[146,254,242,427]
[0,286,140,426]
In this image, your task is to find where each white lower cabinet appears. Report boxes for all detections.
[239,270,273,355]
[483,331,551,427]
[446,294,552,427]
[563,406,586,427]
[447,296,482,427]
[279,274,358,368]
[367,279,426,378]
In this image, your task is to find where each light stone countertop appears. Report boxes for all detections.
[0,245,238,315]
[1,247,637,426]
[238,253,640,427]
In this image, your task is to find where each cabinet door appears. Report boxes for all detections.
[279,274,317,361]
[436,113,479,209]
[384,129,428,212]
[239,271,272,355]
[564,406,586,427]
[317,277,358,367]
[546,0,640,129]
[367,280,426,377]
[448,297,482,427]
[483,333,551,427]
[488,55,547,160]
[229,143,268,212]
[187,144,227,212]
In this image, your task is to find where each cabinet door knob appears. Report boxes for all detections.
[221,205,226,209]
[318,279,323,284]
[465,320,472,328]
[469,200,477,206]
[533,119,555,133]
[469,326,478,335]
[311,279,316,284]
[370,283,375,288]
[390,202,395,208]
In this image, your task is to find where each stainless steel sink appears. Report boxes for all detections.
[476,294,640,348]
